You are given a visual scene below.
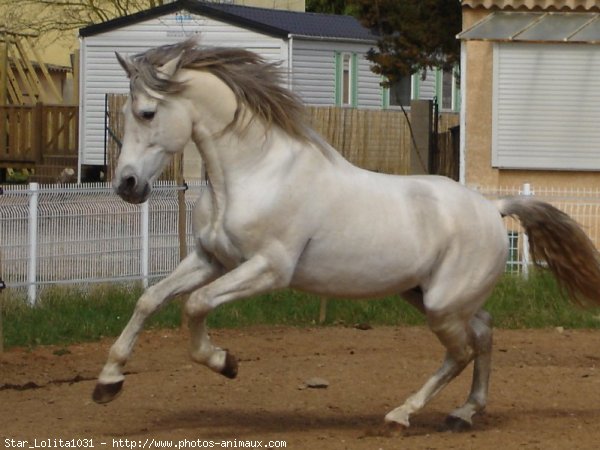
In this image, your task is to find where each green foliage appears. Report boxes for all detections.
[2,284,144,347]
[351,0,462,82]
[2,273,599,349]
[485,272,600,329]
[3,168,31,184]
[306,0,356,15]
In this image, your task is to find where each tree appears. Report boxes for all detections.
[0,0,166,44]
[306,0,355,15]
[352,0,461,84]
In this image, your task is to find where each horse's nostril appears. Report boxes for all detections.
[124,175,136,191]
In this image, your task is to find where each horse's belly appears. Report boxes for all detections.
[289,252,423,298]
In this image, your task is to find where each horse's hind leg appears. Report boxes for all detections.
[92,250,220,403]
[385,307,475,428]
[392,284,495,430]
[446,309,493,430]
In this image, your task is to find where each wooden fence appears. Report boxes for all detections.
[433,114,461,180]
[0,104,78,168]
[308,107,412,174]
[106,94,459,179]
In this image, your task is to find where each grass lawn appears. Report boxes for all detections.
[1,272,599,349]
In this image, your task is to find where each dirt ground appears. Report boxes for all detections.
[2,325,600,450]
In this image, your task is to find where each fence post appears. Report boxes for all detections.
[0,290,3,352]
[28,182,39,305]
[521,183,532,278]
[141,201,149,289]
[175,161,188,329]
[319,298,328,324]
[0,252,4,352]
[32,103,44,164]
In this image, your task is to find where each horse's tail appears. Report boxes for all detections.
[496,197,600,308]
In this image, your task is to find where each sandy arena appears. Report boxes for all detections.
[2,325,600,449]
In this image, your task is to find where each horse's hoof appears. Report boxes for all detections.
[445,415,472,432]
[383,421,407,435]
[220,352,238,379]
[363,421,407,438]
[92,380,124,404]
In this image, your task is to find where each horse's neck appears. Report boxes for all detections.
[183,68,350,206]
[192,134,229,225]
[195,118,281,180]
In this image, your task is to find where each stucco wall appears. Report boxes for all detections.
[462,5,600,189]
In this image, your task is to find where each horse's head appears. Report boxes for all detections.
[112,39,324,204]
[113,49,193,204]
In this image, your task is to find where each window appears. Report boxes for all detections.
[335,52,357,107]
[342,54,351,106]
[441,69,454,110]
[493,42,600,170]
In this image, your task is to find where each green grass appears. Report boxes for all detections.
[486,272,600,329]
[1,272,599,349]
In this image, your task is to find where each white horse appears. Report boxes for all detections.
[93,39,600,431]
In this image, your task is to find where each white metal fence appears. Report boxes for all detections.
[1,181,599,304]
[0,181,205,304]
[473,183,600,275]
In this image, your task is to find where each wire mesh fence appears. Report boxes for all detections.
[474,183,600,274]
[1,181,599,304]
[0,181,205,304]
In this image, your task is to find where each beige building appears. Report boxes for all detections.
[231,0,304,10]
[459,0,600,189]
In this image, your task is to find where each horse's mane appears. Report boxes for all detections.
[128,39,326,149]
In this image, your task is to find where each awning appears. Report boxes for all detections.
[461,0,599,12]
[458,12,600,43]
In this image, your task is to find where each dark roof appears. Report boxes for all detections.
[80,0,378,42]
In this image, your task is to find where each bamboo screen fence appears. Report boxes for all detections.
[106,94,459,180]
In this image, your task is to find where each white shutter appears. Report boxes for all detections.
[493,42,600,170]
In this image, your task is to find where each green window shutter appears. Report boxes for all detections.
[382,79,390,109]
[453,68,461,112]
[334,51,342,106]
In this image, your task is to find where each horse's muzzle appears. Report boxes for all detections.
[114,173,151,204]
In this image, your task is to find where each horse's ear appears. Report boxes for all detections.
[156,51,184,80]
[116,52,134,78]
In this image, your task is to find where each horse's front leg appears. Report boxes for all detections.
[92,249,221,403]
[185,254,291,376]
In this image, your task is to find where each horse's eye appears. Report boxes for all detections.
[140,110,155,120]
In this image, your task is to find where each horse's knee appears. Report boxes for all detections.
[184,291,212,318]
